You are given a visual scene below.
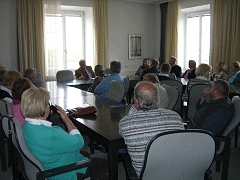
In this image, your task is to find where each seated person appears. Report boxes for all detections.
[24,67,37,88]
[11,78,31,125]
[135,58,150,78]
[182,60,197,80]
[88,65,105,93]
[143,74,169,109]
[169,56,182,78]
[158,63,172,81]
[0,70,22,102]
[182,63,212,102]
[119,81,184,177]
[212,62,229,81]
[21,88,108,180]
[140,58,160,80]
[75,59,95,80]
[189,80,234,136]
[94,60,125,97]
[226,61,240,84]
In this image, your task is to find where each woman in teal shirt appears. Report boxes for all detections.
[21,88,108,180]
[226,61,240,84]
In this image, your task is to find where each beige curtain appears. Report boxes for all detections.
[211,0,240,71]
[17,0,45,80]
[165,0,178,62]
[93,0,108,68]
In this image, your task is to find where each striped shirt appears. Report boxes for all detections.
[119,106,184,176]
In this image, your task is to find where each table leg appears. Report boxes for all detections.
[108,144,119,180]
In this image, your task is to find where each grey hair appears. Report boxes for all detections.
[94,65,104,74]
[134,81,160,111]
[150,59,159,68]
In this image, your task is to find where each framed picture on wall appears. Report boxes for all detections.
[128,34,142,59]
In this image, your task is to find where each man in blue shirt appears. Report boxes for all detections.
[189,80,234,136]
[94,60,125,97]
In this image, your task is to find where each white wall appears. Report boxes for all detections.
[0,0,18,70]
[108,0,160,76]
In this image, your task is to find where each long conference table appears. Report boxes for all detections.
[43,81,130,180]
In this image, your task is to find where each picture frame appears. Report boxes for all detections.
[128,34,142,59]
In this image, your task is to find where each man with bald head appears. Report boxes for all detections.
[119,81,184,177]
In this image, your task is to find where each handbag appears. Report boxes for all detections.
[67,103,97,118]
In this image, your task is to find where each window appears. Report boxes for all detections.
[178,5,211,71]
[44,7,93,81]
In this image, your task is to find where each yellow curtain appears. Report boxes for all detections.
[166,0,178,62]
[17,0,45,81]
[93,0,109,68]
[211,0,240,71]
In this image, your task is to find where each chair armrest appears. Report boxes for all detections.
[36,158,95,180]
[123,155,139,180]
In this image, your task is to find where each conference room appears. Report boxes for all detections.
[1,0,240,180]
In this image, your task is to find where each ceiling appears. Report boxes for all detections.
[121,0,173,4]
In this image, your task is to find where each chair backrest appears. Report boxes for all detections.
[0,99,13,118]
[161,84,178,110]
[33,72,43,87]
[2,116,44,180]
[217,96,240,154]
[106,80,125,102]
[161,80,183,113]
[123,76,129,95]
[187,83,212,120]
[141,130,216,180]
[169,73,177,80]
[56,70,74,82]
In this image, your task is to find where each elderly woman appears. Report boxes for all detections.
[135,58,150,78]
[226,61,240,84]
[213,62,229,80]
[182,60,197,80]
[21,88,108,180]
[11,78,31,125]
[182,63,212,102]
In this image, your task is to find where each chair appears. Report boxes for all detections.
[1,115,96,180]
[123,76,130,95]
[161,84,179,110]
[186,83,212,121]
[169,73,177,80]
[123,129,215,180]
[56,70,74,82]
[33,72,43,87]
[161,80,183,115]
[214,95,240,180]
[0,99,13,171]
[106,80,125,102]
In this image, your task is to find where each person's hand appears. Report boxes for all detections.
[80,75,87,80]
[55,104,70,123]
[202,88,211,98]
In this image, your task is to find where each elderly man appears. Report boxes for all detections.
[94,61,125,97]
[119,81,184,177]
[75,59,95,80]
[24,68,37,88]
[189,79,234,136]
[140,58,160,80]
[158,63,172,81]
[0,70,22,102]
[169,56,182,78]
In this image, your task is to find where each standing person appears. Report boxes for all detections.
[119,81,184,177]
[140,58,160,80]
[75,59,95,80]
[88,65,105,93]
[182,60,197,80]
[11,78,31,125]
[24,68,37,88]
[169,56,182,78]
[189,80,234,136]
[226,61,240,84]
[135,58,150,78]
[94,60,125,97]
[0,70,22,102]
[21,88,109,180]
[143,74,169,109]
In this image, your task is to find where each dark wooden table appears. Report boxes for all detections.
[44,81,131,180]
[58,79,94,91]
